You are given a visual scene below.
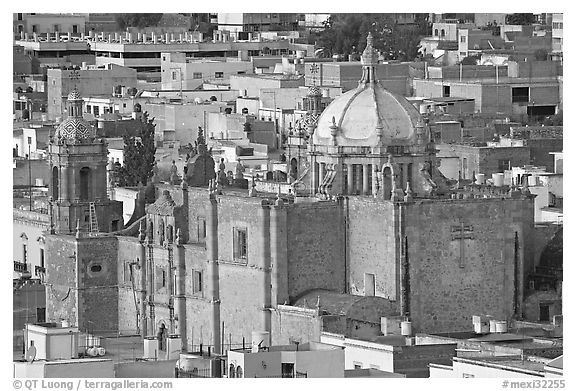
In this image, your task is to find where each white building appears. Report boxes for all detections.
[227,333,344,378]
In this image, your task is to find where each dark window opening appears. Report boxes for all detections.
[72,25,78,34]
[193,271,202,293]
[512,87,529,103]
[79,167,90,200]
[90,264,102,273]
[36,308,46,323]
[443,85,450,97]
[51,166,59,200]
[23,244,28,263]
[527,105,556,117]
[234,228,248,261]
[539,304,550,322]
[40,248,45,268]
[111,220,119,232]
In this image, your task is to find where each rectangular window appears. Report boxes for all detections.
[162,270,166,288]
[17,13,23,21]
[72,25,78,34]
[40,249,45,268]
[193,72,203,79]
[32,25,38,33]
[198,218,206,241]
[215,72,224,79]
[124,262,131,283]
[123,103,127,109]
[23,244,28,263]
[27,136,32,145]
[36,308,46,323]
[498,159,511,172]
[86,105,91,113]
[234,228,248,261]
[512,87,529,103]
[172,71,178,80]
[460,36,466,43]
[93,106,99,116]
[443,85,450,97]
[193,271,202,293]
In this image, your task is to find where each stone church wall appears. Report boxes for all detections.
[286,202,345,299]
[45,235,78,327]
[76,236,119,334]
[346,198,397,300]
[117,237,144,335]
[403,197,533,333]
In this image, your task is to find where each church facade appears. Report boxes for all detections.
[43,34,538,354]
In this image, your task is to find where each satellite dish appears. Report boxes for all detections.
[25,345,37,363]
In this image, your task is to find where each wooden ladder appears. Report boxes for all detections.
[89,202,99,233]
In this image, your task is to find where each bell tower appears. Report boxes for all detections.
[48,88,124,234]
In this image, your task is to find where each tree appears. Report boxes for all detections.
[115,14,164,30]
[315,14,430,62]
[505,14,535,25]
[117,112,157,186]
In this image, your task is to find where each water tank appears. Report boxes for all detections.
[86,347,98,357]
[96,347,106,356]
[400,321,412,336]
[251,331,270,353]
[179,356,196,372]
[492,173,504,187]
[476,173,485,185]
[489,319,498,333]
[495,321,508,333]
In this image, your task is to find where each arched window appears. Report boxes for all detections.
[79,167,90,200]
[441,29,445,38]
[148,220,154,241]
[166,225,174,243]
[229,364,236,378]
[382,167,392,200]
[52,166,59,200]
[157,323,167,351]
[158,220,165,244]
[434,29,438,36]
[236,365,243,378]
[241,107,249,114]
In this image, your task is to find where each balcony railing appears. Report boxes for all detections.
[35,265,46,277]
[14,261,28,273]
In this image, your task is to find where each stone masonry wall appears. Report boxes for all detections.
[347,198,398,300]
[45,235,78,327]
[76,235,119,334]
[286,202,345,299]
[403,197,533,333]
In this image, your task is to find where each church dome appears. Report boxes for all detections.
[55,88,96,142]
[312,32,421,147]
[307,85,322,97]
[67,89,83,101]
[55,117,95,141]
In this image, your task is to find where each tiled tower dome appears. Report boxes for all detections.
[55,88,96,142]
